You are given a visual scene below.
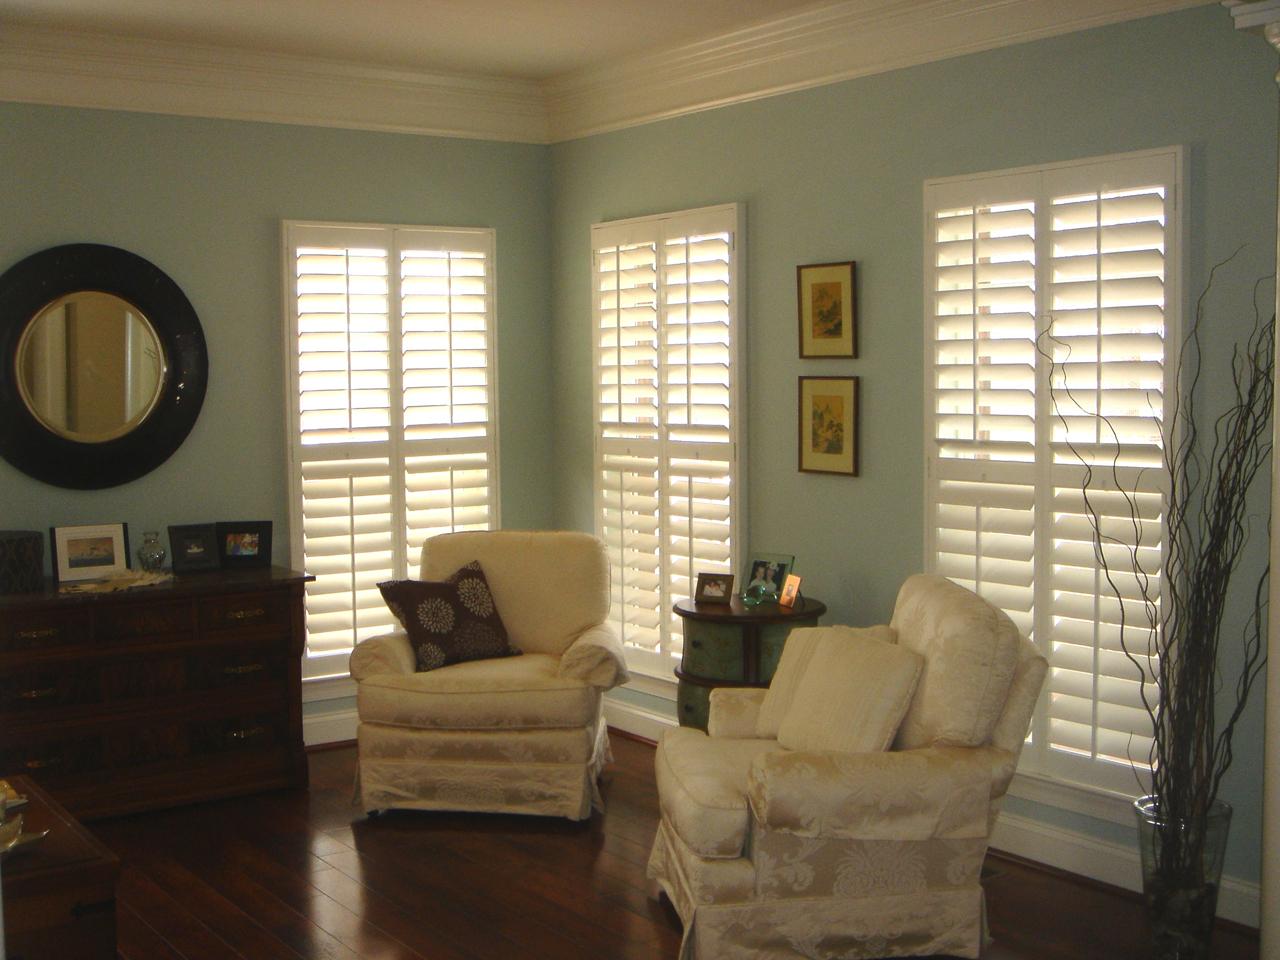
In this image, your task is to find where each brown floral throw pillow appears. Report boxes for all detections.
[378,561,519,672]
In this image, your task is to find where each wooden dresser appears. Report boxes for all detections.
[0,567,310,819]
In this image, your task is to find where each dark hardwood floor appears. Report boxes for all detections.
[89,735,1259,960]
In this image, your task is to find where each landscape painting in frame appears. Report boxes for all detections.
[798,376,858,476]
[51,522,130,582]
[797,261,857,358]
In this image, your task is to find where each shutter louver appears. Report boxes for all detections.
[925,151,1178,793]
[593,205,742,680]
[286,223,499,681]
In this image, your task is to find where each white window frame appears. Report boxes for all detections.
[282,220,500,684]
[591,203,745,681]
[923,147,1183,798]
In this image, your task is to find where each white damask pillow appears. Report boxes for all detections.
[776,632,923,754]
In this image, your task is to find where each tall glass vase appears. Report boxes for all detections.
[1133,795,1233,960]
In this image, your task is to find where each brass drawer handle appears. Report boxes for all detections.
[228,725,267,741]
[227,608,266,621]
[15,627,58,641]
[223,663,265,676]
[19,687,57,700]
[24,757,61,769]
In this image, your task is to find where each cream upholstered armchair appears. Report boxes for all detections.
[349,530,629,820]
[647,574,1048,959]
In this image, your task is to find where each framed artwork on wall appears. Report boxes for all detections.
[797,261,857,358]
[799,376,859,476]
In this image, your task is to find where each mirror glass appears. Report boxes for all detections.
[15,292,166,443]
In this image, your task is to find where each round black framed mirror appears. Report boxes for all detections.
[0,244,208,489]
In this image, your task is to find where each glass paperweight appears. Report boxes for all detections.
[137,530,167,572]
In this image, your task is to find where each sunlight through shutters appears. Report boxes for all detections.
[925,150,1178,793]
[593,205,743,680]
[285,222,499,681]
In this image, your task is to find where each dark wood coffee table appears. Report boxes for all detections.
[2,774,118,960]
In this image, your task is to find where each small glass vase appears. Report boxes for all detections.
[137,531,167,572]
[1133,794,1232,960]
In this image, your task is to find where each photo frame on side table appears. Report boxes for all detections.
[216,521,272,569]
[694,572,735,604]
[799,376,859,476]
[168,523,220,573]
[779,574,803,608]
[741,553,795,604]
[50,523,130,583]
[798,261,857,358]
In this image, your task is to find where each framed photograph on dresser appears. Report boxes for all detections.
[216,520,272,568]
[50,522,130,583]
[168,523,220,573]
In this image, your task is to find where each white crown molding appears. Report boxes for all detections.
[0,24,549,143]
[1224,0,1280,29]
[544,0,1212,140]
[0,1,1214,144]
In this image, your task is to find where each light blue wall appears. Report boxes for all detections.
[0,104,556,556]
[550,6,1277,887]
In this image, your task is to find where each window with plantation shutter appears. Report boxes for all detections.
[283,221,499,682]
[924,149,1180,794]
[593,204,743,680]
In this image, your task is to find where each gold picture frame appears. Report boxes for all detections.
[799,376,859,476]
[797,261,857,358]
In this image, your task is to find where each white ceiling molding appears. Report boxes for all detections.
[544,0,1212,141]
[1224,0,1280,29]
[0,24,549,143]
[0,1,1214,144]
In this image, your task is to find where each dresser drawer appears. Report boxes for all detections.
[96,601,193,643]
[199,592,291,634]
[189,712,284,757]
[0,609,91,652]
[0,731,104,778]
[0,665,101,713]
[186,645,288,693]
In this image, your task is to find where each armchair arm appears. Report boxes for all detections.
[707,687,768,738]
[349,631,415,681]
[558,622,630,690]
[747,744,1016,841]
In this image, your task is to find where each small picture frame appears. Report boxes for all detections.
[779,574,803,608]
[216,521,272,569]
[799,376,859,476]
[798,261,857,358]
[50,522,130,583]
[694,572,735,604]
[168,523,220,573]
[741,553,795,604]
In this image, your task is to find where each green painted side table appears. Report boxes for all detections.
[672,595,826,730]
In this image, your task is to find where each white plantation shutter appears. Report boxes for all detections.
[284,222,499,681]
[924,149,1179,793]
[593,204,743,679]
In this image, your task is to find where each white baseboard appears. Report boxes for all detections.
[992,810,1260,929]
[304,707,358,746]
[603,696,678,742]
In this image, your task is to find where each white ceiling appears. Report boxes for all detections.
[0,0,829,80]
[0,0,1216,142]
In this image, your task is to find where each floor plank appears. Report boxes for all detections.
[86,736,1258,960]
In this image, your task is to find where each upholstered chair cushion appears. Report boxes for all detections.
[890,574,1021,749]
[356,653,600,730]
[656,727,782,859]
[420,531,610,657]
[777,633,924,754]
[379,561,518,671]
[756,624,896,739]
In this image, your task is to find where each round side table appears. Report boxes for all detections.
[672,594,826,730]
